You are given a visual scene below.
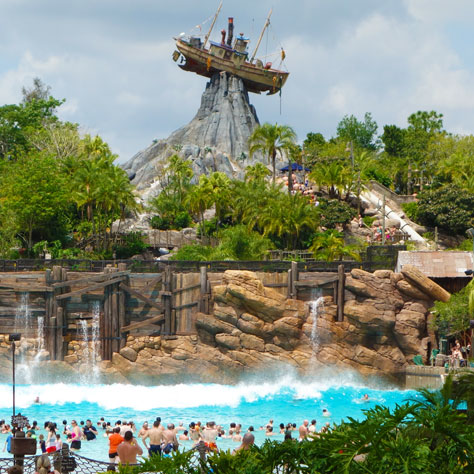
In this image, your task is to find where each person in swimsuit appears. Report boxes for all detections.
[69,420,82,451]
[142,420,163,457]
[108,427,123,463]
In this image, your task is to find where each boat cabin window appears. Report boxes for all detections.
[190,37,202,48]
[234,37,249,53]
[210,43,226,58]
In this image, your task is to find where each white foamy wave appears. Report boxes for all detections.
[0,371,399,411]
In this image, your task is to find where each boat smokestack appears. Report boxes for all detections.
[221,28,226,45]
[227,17,234,46]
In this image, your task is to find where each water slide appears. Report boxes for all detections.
[360,187,427,244]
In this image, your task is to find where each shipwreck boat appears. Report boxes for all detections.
[173,5,289,95]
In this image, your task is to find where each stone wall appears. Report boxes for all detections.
[103,267,442,383]
[0,268,445,384]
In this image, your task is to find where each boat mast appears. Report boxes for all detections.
[203,2,223,50]
[250,9,272,63]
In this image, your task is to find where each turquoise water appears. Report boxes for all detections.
[0,373,421,462]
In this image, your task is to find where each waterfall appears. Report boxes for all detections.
[309,296,324,353]
[33,316,45,363]
[77,302,101,380]
[91,301,101,377]
[14,293,44,382]
[77,319,90,366]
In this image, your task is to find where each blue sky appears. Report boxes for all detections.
[1,0,474,162]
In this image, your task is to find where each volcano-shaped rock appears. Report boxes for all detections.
[123,72,274,199]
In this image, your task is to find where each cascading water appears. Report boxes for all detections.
[77,301,101,381]
[309,294,324,353]
[14,293,45,382]
[91,301,101,377]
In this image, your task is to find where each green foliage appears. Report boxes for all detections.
[217,226,273,260]
[432,282,472,336]
[310,229,362,261]
[336,112,378,150]
[248,123,296,183]
[363,216,375,228]
[402,201,419,221]
[416,184,474,234]
[113,232,147,259]
[171,226,272,261]
[318,199,355,229]
[149,154,194,228]
[363,166,392,187]
[0,152,68,251]
[150,215,171,230]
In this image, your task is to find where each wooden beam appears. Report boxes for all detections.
[0,285,53,292]
[56,277,125,300]
[142,274,163,292]
[173,283,201,294]
[121,314,165,332]
[119,283,163,312]
[51,271,130,289]
[294,276,338,287]
[173,301,199,310]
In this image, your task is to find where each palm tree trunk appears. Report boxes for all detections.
[272,150,276,185]
[288,160,293,195]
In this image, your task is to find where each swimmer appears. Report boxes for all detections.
[362,394,370,402]
[322,409,331,417]
[34,396,41,404]
[179,430,189,441]
[265,426,277,437]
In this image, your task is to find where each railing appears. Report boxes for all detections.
[0,249,405,274]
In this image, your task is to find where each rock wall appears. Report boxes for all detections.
[0,268,444,384]
[122,73,279,200]
[104,267,441,383]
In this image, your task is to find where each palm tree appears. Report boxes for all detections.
[244,162,271,183]
[186,175,213,238]
[258,193,318,249]
[310,229,361,261]
[248,123,296,184]
[208,172,231,231]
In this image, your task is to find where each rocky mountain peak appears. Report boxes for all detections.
[123,72,266,199]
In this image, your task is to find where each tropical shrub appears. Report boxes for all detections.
[416,184,474,234]
[318,199,355,229]
[113,232,147,259]
[402,201,419,221]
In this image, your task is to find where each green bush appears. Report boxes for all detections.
[174,211,192,230]
[402,201,419,221]
[363,166,392,188]
[114,232,147,259]
[150,215,171,230]
[362,215,375,227]
[319,199,356,229]
[416,184,474,235]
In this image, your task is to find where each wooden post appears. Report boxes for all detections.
[50,316,57,361]
[337,264,345,322]
[56,307,64,360]
[287,269,292,299]
[291,261,298,299]
[111,283,119,354]
[162,266,172,335]
[200,266,208,313]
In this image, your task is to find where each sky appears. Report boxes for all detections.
[1,0,474,163]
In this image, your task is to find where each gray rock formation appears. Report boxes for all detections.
[123,72,274,199]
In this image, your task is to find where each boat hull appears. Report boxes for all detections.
[175,39,289,95]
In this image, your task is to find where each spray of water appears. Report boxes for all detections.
[309,296,324,353]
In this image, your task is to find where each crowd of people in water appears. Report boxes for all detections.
[0,399,372,466]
